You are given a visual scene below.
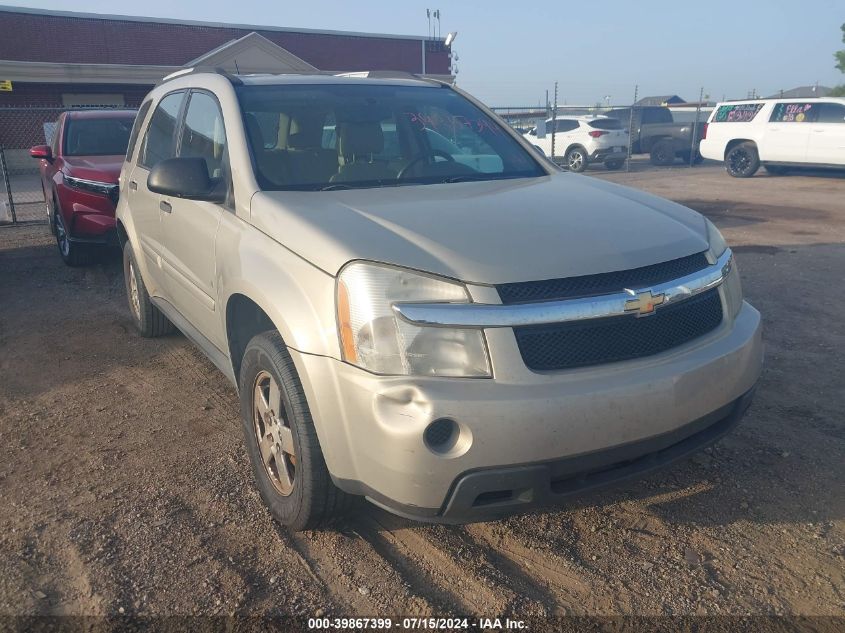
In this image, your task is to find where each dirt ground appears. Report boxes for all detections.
[0,164,843,627]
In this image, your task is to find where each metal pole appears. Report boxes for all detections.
[626,84,638,172]
[551,82,558,162]
[689,86,704,167]
[0,146,16,224]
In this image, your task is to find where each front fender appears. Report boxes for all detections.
[216,212,340,360]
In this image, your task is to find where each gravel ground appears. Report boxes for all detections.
[0,164,843,628]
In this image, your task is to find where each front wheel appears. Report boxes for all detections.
[725,142,760,178]
[604,159,624,170]
[239,331,351,531]
[123,244,174,337]
[54,206,93,266]
[565,147,588,172]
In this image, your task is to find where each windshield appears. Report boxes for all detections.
[236,83,545,191]
[63,116,135,156]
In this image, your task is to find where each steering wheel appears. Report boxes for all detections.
[398,150,456,179]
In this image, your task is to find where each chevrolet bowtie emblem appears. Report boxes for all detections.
[624,289,666,316]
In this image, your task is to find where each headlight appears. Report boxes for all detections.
[706,219,742,318]
[337,262,491,377]
[63,173,119,201]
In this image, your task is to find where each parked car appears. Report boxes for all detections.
[30,109,136,265]
[117,70,762,530]
[604,106,705,165]
[525,116,628,171]
[699,98,845,177]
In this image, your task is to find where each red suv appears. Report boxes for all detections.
[30,109,136,265]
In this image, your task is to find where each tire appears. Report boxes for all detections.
[725,142,760,178]
[122,244,174,337]
[239,331,351,531]
[604,159,624,170]
[764,164,788,176]
[650,140,676,166]
[565,146,588,172]
[53,202,94,266]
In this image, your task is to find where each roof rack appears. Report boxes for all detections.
[333,70,447,86]
[158,66,243,86]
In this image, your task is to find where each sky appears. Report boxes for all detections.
[2,0,844,106]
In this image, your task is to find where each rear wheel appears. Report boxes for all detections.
[650,140,676,166]
[54,205,93,266]
[239,331,351,530]
[604,159,624,170]
[725,142,760,178]
[123,244,174,337]
[565,146,588,172]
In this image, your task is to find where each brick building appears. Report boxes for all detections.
[0,5,452,108]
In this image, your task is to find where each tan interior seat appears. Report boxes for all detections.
[330,122,397,183]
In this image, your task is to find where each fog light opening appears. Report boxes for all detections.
[424,418,459,454]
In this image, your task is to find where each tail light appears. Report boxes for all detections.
[702,123,708,140]
[588,130,607,138]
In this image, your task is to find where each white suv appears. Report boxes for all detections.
[525,116,629,172]
[700,98,845,177]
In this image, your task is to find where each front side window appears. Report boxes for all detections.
[125,101,151,163]
[769,102,817,123]
[815,102,845,124]
[237,83,544,191]
[139,91,185,169]
[179,91,228,178]
[63,115,135,156]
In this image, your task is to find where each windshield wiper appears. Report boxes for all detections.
[319,183,354,191]
[442,174,496,184]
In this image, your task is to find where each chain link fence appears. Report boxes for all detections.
[490,84,712,173]
[0,105,136,225]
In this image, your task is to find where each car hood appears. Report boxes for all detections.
[62,155,124,183]
[250,173,710,285]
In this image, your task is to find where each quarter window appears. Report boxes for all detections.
[139,91,185,169]
[769,102,817,123]
[815,102,845,124]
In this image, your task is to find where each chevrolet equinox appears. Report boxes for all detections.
[116,70,763,530]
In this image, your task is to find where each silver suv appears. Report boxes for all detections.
[117,70,762,530]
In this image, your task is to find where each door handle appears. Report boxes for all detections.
[160,200,172,213]
[129,181,137,191]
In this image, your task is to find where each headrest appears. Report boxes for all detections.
[243,113,265,150]
[288,117,324,150]
[338,122,384,157]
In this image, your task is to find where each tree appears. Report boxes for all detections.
[832,23,845,97]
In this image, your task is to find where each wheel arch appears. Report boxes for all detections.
[225,293,278,382]
[724,138,756,160]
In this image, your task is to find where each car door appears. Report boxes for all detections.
[157,89,230,351]
[806,102,845,165]
[763,102,815,162]
[128,91,186,296]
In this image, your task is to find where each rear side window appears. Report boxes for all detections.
[815,102,845,124]
[712,103,763,123]
[125,100,151,163]
[139,91,185,169]
[769,102,817,123]
[588,118,623,130]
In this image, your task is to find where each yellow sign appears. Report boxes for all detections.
[0,80,12,92]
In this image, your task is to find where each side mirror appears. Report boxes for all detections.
[30,145,52,161]
[147,157,225,202]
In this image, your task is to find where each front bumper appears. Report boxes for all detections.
[292,300,762,522]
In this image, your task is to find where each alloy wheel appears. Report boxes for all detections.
[252,370,296,496]
[128,259,141,320]
[568,151,584,171]
[54,212,70,257]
